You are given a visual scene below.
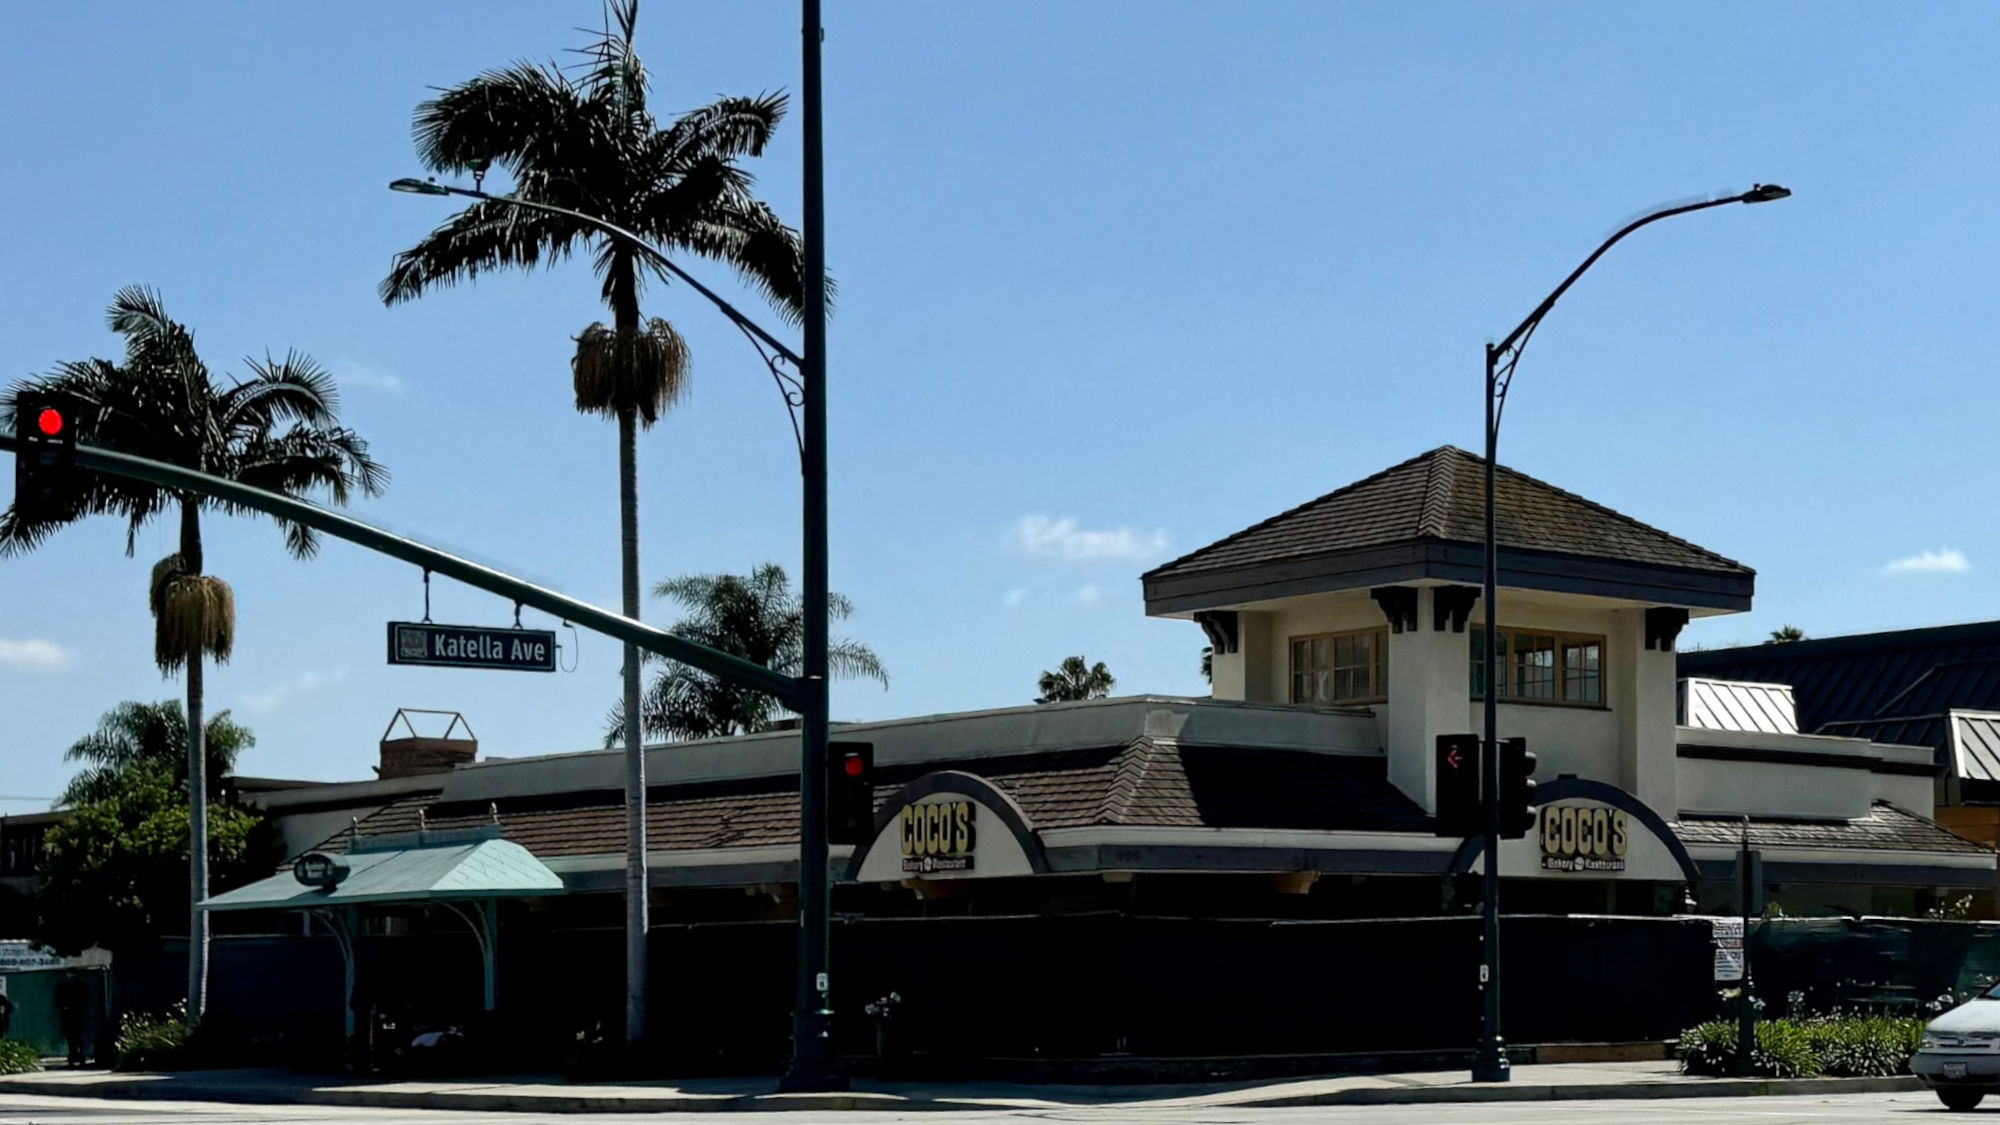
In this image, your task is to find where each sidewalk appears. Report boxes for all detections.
[0,1060,1924,1113]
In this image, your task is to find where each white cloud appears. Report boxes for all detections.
[1009,516,1169,561]
[240,666,350,713]
[0,638,75,673]
[1885,549,1969,575]
[1002,588,1029,608]
[1071,584,1107,606]
[332,360,404,394]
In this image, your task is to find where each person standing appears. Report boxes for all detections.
[53,969,88,1067]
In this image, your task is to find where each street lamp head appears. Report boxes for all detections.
[389,177,452,196]
[1740,183,1792,204]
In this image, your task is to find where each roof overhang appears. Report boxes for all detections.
[201,834,563,912]
[1144,538,1754,617]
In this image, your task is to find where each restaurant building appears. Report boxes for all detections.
[204,446,1994,1064]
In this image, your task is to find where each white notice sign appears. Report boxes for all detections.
[1712,918,1744,982]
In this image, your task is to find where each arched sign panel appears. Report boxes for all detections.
[1453,777,1701,883]
[848,770,1046,883]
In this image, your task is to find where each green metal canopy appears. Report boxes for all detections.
[200,829,563,1035]
[202,832,563,912]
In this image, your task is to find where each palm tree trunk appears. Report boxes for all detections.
[180,497,209,1023]
[612,260,649,1047]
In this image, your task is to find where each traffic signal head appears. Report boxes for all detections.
[13,391,79,522]
[1434,733,1483,838]
[1500,736,1538,839]
[827,741,876,846]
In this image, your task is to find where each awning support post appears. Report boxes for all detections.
[442,899,499,1011]
[306,907,358,1041]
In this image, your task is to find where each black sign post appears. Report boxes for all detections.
[386,621,558,673]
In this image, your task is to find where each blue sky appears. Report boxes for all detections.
[3,2,1996,805]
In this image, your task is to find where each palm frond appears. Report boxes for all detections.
[227,352,342,430]
[414,60,600,179]
[655,92,787,163]
[380,199,596,306]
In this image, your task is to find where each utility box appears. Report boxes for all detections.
[377,708,477,779]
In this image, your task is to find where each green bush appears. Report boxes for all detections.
[114,1005,194,1071]
[1678,1015,1925,1079]
[0,1039,41,1075]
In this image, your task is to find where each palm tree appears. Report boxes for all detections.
[379,2,807,1043]
[0,286,385,1020]
[1037,656,1116,704]
[1201,646,1213,684]
[1767,625,1807,644]
[606,563,886,743]
[58,700,254,808]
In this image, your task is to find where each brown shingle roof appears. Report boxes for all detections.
[1673,803,1992,856]
[310,742,1430,859]
[1146,446,1750,580]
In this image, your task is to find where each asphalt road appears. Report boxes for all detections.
[0,1091,1978,1124]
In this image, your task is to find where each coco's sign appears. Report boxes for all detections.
[1539,804,1629,873]
[293,851,351,887]
[902,800,976,874]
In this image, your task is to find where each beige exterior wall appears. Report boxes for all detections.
[1202,584,1936,828]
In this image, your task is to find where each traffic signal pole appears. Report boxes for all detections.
[1475,344,1508,1084]
[779,0,843,1092]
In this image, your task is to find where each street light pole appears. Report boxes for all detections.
[1473,183,1790,1084]
[780,0,842,1093]
[389,3,837,1085]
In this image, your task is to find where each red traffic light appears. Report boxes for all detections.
[842,753,866,777]
[36,408,64,437]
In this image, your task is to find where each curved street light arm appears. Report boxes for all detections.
[392,181,806,369]
[1491,185,1786,368]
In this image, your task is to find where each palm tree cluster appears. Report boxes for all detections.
[606,563,887,743]
[1037,656,1116,704]
[58,700,254,809]
[2,286,385,1017]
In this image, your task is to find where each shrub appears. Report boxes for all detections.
[114,1005,194,1071]
[1678,1014,1924,1079]
[1803,1015,1925,1077]
[0,1039,41,1075]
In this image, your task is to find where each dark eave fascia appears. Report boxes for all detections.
[1676,743,1940,778]
[1144,538,1754,617]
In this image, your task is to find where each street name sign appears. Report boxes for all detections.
[387,621,558,673]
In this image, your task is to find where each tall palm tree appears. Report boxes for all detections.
[380,0,806,1044]
[1766,625,1807,644]
[59,700,255,808]
[605,563,887,743]
[1037,656,1116,704]
[0,286,385,1020]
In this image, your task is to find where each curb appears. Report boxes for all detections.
[1239,1074,1925,1108]
[0,1072,1930,1113]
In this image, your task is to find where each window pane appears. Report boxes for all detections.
[1470,628,1507,697]
[1563,640,1603,704]
[1514,634,1556,700]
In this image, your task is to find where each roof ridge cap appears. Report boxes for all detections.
[1095,738,1158,825]
[1485,456,1753,574]
[1144,447,1456,579]
[1417,447,1462,539]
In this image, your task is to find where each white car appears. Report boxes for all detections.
[1914,985,2000,1111]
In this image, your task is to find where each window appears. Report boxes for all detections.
[1291,628,1387,704]
[1472,627,1605,706]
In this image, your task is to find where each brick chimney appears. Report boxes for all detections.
[377,709,477,779]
